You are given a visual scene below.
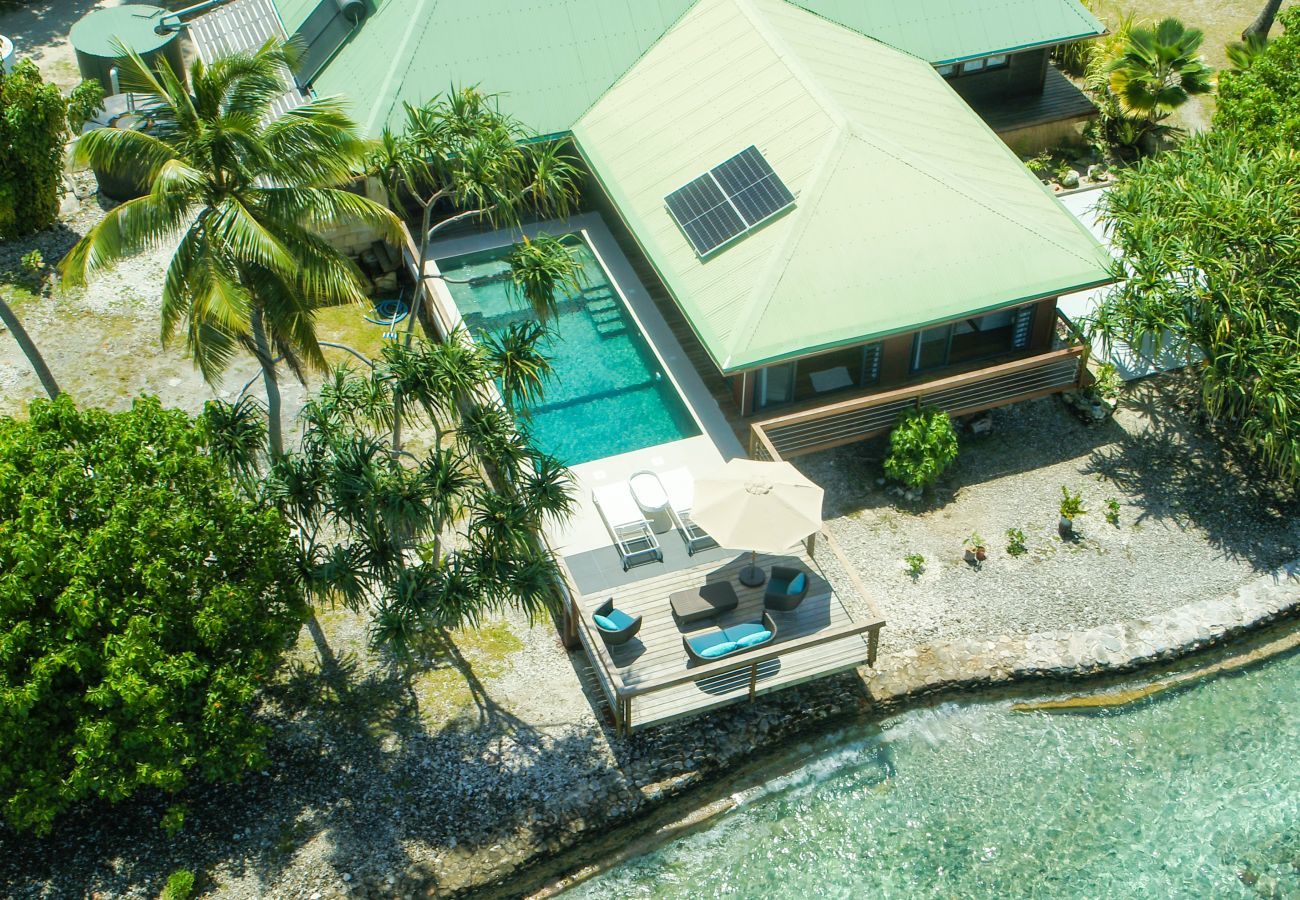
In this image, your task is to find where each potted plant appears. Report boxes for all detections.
[1059,487,1085,538]
[963,533,987,565]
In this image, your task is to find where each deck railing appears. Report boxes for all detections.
[748,344,1087,460]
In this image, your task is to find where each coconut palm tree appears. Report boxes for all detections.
[1106,18,1214,123]
[0,299,60,399]
[60,40,400,456]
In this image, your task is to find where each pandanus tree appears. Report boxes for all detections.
[206,324,576,658]
[366,87,583,450]
[60,40,400,456]
[1105,18,1214,124]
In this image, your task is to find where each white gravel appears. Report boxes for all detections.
[794,378,1300,656]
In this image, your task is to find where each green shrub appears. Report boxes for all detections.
[1006,527,1028,556]
[0,396,305,834]
[904,553,925,578]
[0,61,69,239]
[1105,497,1121,527]
[160,869,195,900]
[884,406,959,491]
[20,248,43,276]
[1059,486,1086,520]
[66,79,105,132]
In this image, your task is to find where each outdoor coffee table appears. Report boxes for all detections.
[670,582,739,624]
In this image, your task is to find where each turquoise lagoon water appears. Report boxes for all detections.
[436,237,699,466]
[571,651,1300,898]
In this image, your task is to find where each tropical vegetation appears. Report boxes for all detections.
[884,406,959,491]
[205,326,575,659]
[1084,16,1213,154]
[0,396,304,835]
[0,60,68,239]
[59,40,401,457]
[366,87,583,451]
[1217,8,1300,149]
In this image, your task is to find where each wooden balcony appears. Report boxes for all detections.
[749,344,1086,460]
[561,545,885,734]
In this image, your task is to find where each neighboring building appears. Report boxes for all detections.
[190,0,1114,457]
[218,0,1104,147]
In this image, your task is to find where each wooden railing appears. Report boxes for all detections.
[748,344,1087,460]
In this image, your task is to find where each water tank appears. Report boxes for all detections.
[69,5,183,95]
[0,35,14,74]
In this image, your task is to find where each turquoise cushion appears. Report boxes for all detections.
[788,572,807,595]
[699,641,739,659]
[724,622,767,643]
[593,614,617,632]
[736,630,772,648]
[605,608,636,630]
[687,631,733,654]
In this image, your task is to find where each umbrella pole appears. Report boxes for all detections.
[739,549,767,587]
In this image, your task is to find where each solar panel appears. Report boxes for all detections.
[664,146,795,257]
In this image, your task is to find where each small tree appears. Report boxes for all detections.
[0,396,304,834]
[883,406,959,491]
[1091,132,1300,485]
[1217,8,1300,150]
[1105,18,1214,124]
[366,88,583,452]
[207,326,576,660]
[0,60,68,239]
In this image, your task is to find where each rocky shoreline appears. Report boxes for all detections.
[484,560,1300,899]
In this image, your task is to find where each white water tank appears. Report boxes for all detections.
[0,35,14,74]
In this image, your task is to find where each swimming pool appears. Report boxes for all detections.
[436,234,700,466]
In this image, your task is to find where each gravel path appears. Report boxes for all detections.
[795,379,1300,655]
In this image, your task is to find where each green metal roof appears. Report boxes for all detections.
[270,0,1102,138]
[806,0,1105,65]
[572,0,1113,374]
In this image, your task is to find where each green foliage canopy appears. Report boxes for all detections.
[884,407,959,491]
[1217,8,1300,150]
[0,60,68,239]
[0,397,304,834]
[1092,133,1300,484]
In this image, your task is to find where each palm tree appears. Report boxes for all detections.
[0,299,60,399]
[366,88,583,452]
[60,40,400,456]
[1225,33,1271,73]
[1106,18,1214,123]
[1243,0,1284,40]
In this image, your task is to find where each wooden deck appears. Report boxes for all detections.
[971,65,1098,134]
[571,548,884,733]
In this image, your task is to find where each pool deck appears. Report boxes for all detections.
[568,547,884,733]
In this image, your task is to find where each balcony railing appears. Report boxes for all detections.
[749,344,1087,460]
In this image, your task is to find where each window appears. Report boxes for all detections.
[936,63,957,78]
[985,54,1009,70]
[941,55,1012,78]
[911,307,1035,373]
[963,57,987,73]
[755,343,883,411]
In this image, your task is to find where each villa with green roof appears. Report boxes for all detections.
[190,0,1113,459]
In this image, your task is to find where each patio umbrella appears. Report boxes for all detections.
[691,459,824,586]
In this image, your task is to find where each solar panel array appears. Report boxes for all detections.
[665,146,795,257]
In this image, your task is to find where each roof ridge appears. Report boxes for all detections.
[724,124,851,367]
[732,0,850,130]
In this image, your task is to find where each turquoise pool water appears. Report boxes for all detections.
[436,236,700,466]
[571,651,1300,898]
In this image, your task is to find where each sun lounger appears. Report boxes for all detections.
[593,482,663,571]
[658,467,717,555]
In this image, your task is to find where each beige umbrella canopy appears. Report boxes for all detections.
[692,459,824,586]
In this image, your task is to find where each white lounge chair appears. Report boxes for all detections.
[658,468,717,555]
[592,482,663,571]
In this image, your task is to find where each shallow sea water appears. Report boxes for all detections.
[571,651,1300,898]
